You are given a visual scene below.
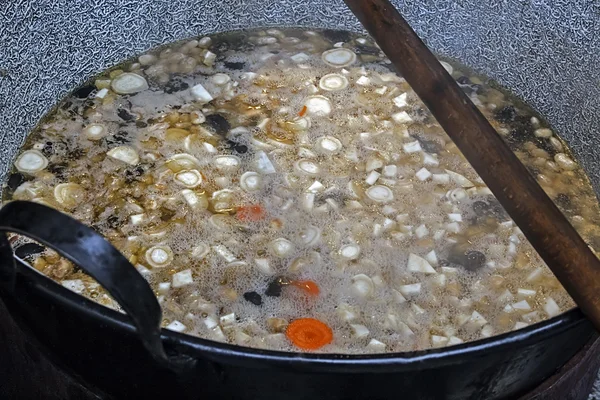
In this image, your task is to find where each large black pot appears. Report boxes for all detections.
[1,1,599,399]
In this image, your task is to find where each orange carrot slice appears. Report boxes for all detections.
[291,280,320,296]
[236,205,266,222]
[298,105,308,117]
[286,318,333,350]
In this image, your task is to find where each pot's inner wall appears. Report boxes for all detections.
[1,0,599,195]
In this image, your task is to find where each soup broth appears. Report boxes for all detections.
[4,28,600,354]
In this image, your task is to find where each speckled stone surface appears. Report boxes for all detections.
[1,0,599,397]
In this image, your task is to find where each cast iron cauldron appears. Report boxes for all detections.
[0,1,599,399]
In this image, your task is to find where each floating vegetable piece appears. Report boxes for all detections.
[319,73,349,91]
[15,150,48,173]
[322,48,357,68]
[291,280,320,296]
[366,185,394,203]
[286,318,333,350]
[107,146,139,165]
[315,136,342,155]
[304,96,332,116]
[236,205,266,222]
[83,124,107,140]
[145,245,174,268]
[174,169,202,188]
[111,73,149,94]
[240,171,262,192]
[54,183,85,209]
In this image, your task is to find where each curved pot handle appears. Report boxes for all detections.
[0,200,194,371]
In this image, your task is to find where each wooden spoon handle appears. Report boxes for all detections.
[344,0,600,330]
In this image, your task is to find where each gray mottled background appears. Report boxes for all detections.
[1,0,599,397]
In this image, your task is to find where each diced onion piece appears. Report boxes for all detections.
[407,253,436,274]
[322,48,357,67]
[145,245,174,268]
[220,313,236,327]
[211,73,231,86]
[432,173,450,185]
[365,171,381,185]
[62,279,85,293]
[130,213,145,225]
[214,155,241,171]
[304,95,332,116]
[392,111,413,124]
[111,73,148,94]
[448,213,462,222]
[167,153,202,170]
[166,320,187,332]
[544,298,561,317]
[83,124,107,140]
[517,288,537,298]
[107,146,139,165]
[255,151,276,174]
[415,224,429,238]
[534,128,553,138]
[514,322,529,329]
[204,316,219,329]
[403,141,422,153]
[300,226,321,246]
[158,282,171,294]
[415,167,431,181]
[481,325,494,338]
[469,311,488,328]
[181,189,208,209]
[174,169,202,188]
[337,303,358,322]
[319,73,349,91]
[254,258,275,275]
[15,150,48,173]
[393,93,408,108]
[291,52,310,63]
[95,88,108,99]
[365,156,384,172]
[497,289,514,302]
[366,339,386,351]
[270,238,295,258]
[351,274,374,299]
[213,245,237,263]
[54,183,85,209]
[172,269,193,288]
[445,170,474,187]
[190,83,214,103]
[512,300,531,311]
[307,181,325,193]
[294,159,320,176]
[315,136,343,155]
[240,171,262,192]
[366,185,394,203]
[356,76,370,85]
[431,335,448,348]
[340,244,361,260]
[350,324,370,338]
[447,188,468,202]
[423,153,439,166]
[448,336,464,345]
[191,243,210,260]
[425,250,438,266]
[398,283,421,298]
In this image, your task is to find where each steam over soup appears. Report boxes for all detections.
[5,28,600,353]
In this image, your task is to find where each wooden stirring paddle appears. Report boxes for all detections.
[343,0,600,330]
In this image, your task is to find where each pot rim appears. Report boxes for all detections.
[15,259,589,372]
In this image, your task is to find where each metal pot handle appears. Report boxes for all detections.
[0,200,194,371]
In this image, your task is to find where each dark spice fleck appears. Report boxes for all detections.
[227,140,248,154]
[472,201,491,217]
[106,215,120,229]
[224,61,246,70]
[243,291,263,305]
[136,121,148,128]
[495,106,518,123]
[355,44,380,55]
[448,248,486,271]
[117,108,136,122]
[7,173,25,191]
[164,78,189,94]
[15,243,45,260]
[205,114,231,136]
[456,76,472,85]
[555,193,573,211]
[265,280,283,297]
[73,85,95,99]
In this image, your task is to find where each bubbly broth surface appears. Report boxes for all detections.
[4,28,600,353]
